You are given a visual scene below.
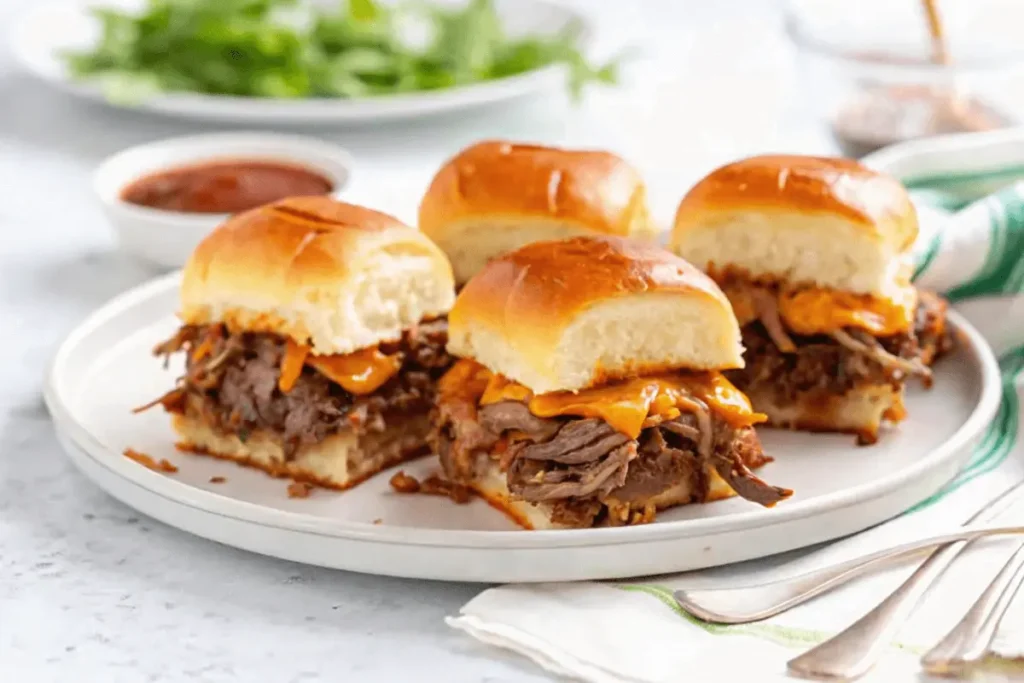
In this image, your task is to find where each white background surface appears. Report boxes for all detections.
[0,1,838,680]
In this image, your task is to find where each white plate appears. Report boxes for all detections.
[44,273,1001,582]
[11,0,586,124]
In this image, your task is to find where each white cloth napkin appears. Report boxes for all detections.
[448,181,1024,681]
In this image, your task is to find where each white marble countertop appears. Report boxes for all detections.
[0,1,836,680]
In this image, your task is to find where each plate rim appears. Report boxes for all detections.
[10,0,590,121]
[44,272,1003,550]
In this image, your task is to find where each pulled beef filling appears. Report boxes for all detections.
[726,289,953,401]
[146,320,453,456]
[431,388,791,528]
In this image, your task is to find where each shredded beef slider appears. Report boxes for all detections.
[138,196,457,489]
[430,235,791,530]
[671,154,953,444]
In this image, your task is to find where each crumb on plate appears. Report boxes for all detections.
[389,471,472,504]
[209,476,226,484]
[123,448,178,473]
[287,481,314,499]
[389,470,420,493]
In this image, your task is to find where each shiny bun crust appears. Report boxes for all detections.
[418,140,656,284]
[671,155,918,295]
[447,236,744,394]
[180,196,455,355]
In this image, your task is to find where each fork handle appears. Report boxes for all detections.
[674,545,936,624]
[786,481,1024,681]
[921,541,1024,675]
[786,540,967,681]
[676,481,1024,626]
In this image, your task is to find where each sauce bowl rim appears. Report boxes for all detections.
[93,131,355,225]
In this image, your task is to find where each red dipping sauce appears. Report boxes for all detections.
[120,159,334,214]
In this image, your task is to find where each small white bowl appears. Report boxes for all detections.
[93,132,354,269]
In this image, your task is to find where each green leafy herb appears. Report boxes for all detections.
[63,0,618,101]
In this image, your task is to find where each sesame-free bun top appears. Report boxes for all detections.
[180,196,455,356]
[447,236,744,394]
[418,140,656,285]
[671,154,918,295]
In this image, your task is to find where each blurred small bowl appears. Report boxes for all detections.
[93,132,354,269]
[785,0,1024,158]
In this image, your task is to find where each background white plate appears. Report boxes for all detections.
[10,0,587,124]
[44,273,1002,582]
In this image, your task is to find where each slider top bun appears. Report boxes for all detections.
[180,196,455,356]
[447,236,744,394]
[671,154,918,296]
[418,140,656,285]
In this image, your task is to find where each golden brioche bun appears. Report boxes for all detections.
[671,154,918,295]
[180,196,455,355]
[418,140,656,284]
[447,236,744,394]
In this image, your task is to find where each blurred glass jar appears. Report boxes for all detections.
[786,0,1024,157]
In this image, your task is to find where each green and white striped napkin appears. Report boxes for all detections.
[448,179,1024,682]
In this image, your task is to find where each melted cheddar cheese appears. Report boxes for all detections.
[478,367,765,439]
[306,347,401,394]
[480,373,532,405]
[778,285,916,337]
[278,340,310,392]
[439,358,492,401]
[278,342,401,395]
[709,265,917,338]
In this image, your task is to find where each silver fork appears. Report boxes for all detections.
[786,480,1024,681]
[920,540,1024,675]
[675,480,1024,625]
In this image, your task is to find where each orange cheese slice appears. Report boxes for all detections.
[778,285,916,337]
[278,340,310,392]
[480,373,532,405]
[306,347,402,395]
[278,341,401,395]
[439,358,493,401]
[479,368,765,439]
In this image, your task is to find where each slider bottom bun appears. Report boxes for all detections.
[714,282,950,446]
[173,414,431,489]
[738,384,904,446]
[469,460,743,530]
